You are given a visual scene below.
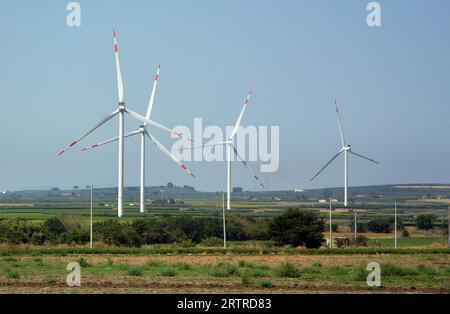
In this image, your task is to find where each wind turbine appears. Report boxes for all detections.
[58,31,188,217]
[310,101,380,206]
[80,64,195,213]
[186,90,264,209]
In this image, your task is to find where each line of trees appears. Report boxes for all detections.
[0,209,327,248]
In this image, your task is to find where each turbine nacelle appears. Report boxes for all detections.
[343,145,351,151]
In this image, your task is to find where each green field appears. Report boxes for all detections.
[370,236,448,248]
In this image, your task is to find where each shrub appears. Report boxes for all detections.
[275,262,300,278]
[6,271,20,279]
[209,263,238,277]
[240,269,251,285]
[259,279,273,288]
[402,229,410,238]
[57,230,89,245]
[417,264,438,276]
[381,263,418,276]
[78,257,90,267]
[249,268,270,277]
[179,239,195,248]
[268,209,325,248]
[127,267,144,276]
[201,237,223,247]
[161,268,177,277]
[335,237,351,248]
[174,262,191,271]
[352,266,368,281]
[146,260,166,268]
[94,220,142,247]
[353,235,369,247]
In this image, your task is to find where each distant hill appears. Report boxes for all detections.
[1,183,450,203]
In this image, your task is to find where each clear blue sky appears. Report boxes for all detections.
[1,0,450,192]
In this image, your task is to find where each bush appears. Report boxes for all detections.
[268,209,325,248]
[201,237,223,247]
[6,271,20,279]
[57,230,89,245]
[258,279,273,288]
[179,239,195,248]
[94,220,141,247]
[127,267,144,276]
[416,214,435,230]
[161,268,177,277]
[78,257,90,267]
[381,263,418,276]
[352,266,368,281]
[209,263,238,277]
[402,229,410,238]
[240,269,251,285]
[174,262,191,270]
[353,235,369,247]
[417,264,438,276]
[275,262,300,278]
[335,237,351,248]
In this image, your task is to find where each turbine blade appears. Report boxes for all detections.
[182,141,227,151]
[145,64,160,121]
[231,144,264,188]
[81,130,140,151]
[335,100,345,147]
[113,30,124,102]
[349,151,380,164]
[145,132,196,177]
[126,109,193,141]
[310,150,343,182]
[58,109,119,155]
[229,90,252,140]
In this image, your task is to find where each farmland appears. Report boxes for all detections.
[0,184,449,294]
[0,245,449,293]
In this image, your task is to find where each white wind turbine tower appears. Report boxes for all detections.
[80,64,195,213]
[187,90,264,209]
[310,101,380,206]
[58,30,189,217]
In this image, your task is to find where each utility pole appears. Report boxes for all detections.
[329,198,332,249]
[354,209,357,239]
[90,184,93,249]
[394,202,398,249]
[222,193,227,250]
